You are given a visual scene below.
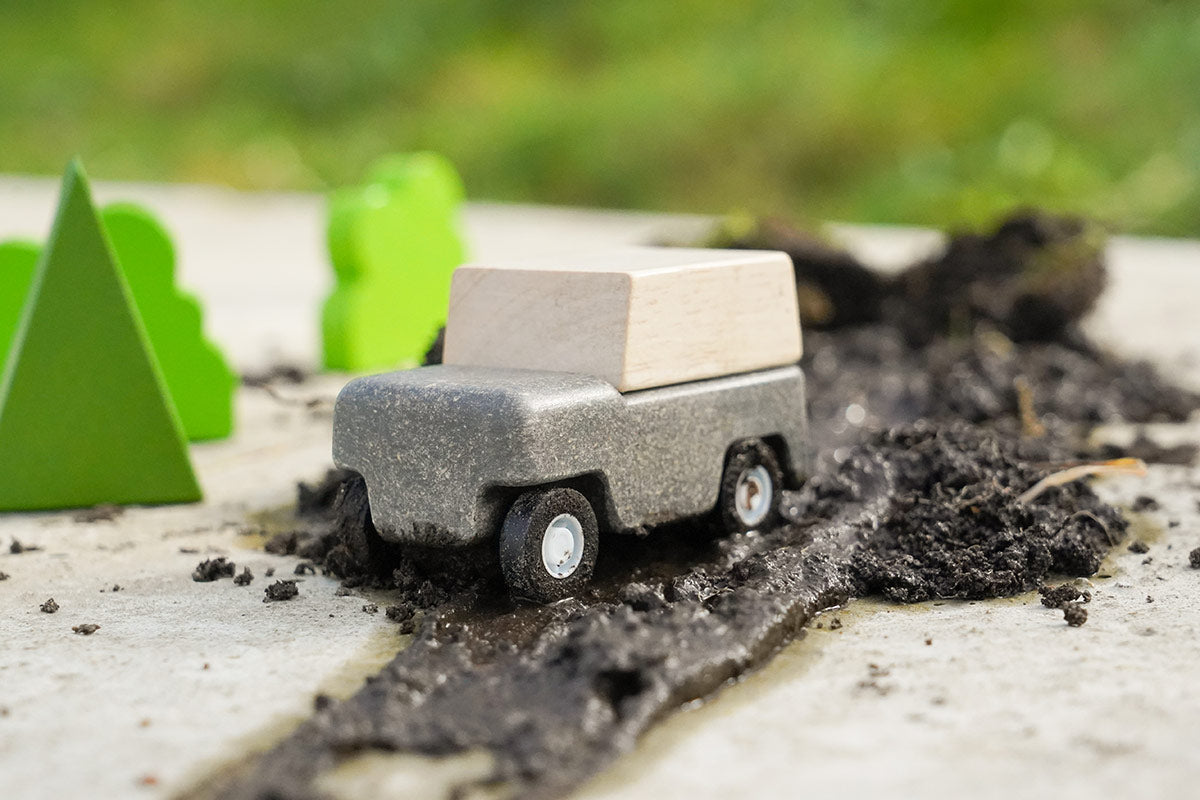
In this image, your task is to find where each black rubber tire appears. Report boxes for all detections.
[717,439,784,533]
[329,473,397,578]
[499,487,599,603]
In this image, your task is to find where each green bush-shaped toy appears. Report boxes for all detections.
[323,152,466,371]
[101,205,235,441]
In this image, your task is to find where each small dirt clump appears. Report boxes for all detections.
[192,557,236,582]
[242,364,309,388]
[0,571,9,581]
[1039,584,1091,608]
[1062,603,1088,627]
[72,504,125,523]
[9,538,41,554]
[1131,495,1160,512]
[233,567,254,586]
[40,598,59,613]
[1189,548,1200,569]
[72,624,100,635]
[264,580,299,602]
[1128,541,1150,554]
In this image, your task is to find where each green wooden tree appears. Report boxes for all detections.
[323,152,466,371]
[0,160,201,510]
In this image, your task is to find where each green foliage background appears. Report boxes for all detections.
[2,1,1198,234]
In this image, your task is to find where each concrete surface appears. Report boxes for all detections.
[0,176,1197,800]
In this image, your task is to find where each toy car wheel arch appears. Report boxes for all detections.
[500,487,599,602]
[718,439,784,532]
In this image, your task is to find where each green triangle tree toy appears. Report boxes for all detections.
[0,161,202,511]
[323,152,466,371]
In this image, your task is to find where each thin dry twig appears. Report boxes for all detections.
[1014,376,1045,439]
[1017,457,1147,504]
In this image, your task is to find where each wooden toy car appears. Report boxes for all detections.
[332,247,809,601]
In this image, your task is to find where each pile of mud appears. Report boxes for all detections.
[217,211,1197,800]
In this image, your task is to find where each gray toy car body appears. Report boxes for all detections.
[332,362,810,549]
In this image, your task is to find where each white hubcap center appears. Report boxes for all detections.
[541,513,584,579]
[735,465,773,527]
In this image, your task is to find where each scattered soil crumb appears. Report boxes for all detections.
[1063,603,1088,627]
[294,562,317,576]
[1132,495,1160,512]
[234,567,254,586]
[1189,548,1200,569]
[263,530,328,562]
[0,571,8,581]
[242,364,309,387]
[72,624,100,635]
[192,557,236,582]
[1039,584,1091,608]
[40,598,59,613]
[9,538,41,554]
[362,603,379,614]
[1128,541,1150,554]
[1146,595,1154,603]
[829,617,843,630]
[72,504,125,523]
[1142,556,1153,565]
[924,637,933,645]
[334,586,352,597]
[178,547,200,554]
[265,567,276,577]
[264,580,299,602]
[385,604,417,634]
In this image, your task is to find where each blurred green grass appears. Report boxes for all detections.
[2,1,1198,234]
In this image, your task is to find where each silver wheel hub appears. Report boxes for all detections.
[734,465,773,528]
[541,513,584,579]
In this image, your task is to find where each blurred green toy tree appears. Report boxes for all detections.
[323,152,466,371]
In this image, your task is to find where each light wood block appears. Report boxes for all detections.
[442,247,801,392]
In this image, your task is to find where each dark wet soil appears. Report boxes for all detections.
[214,211,1198,800]
[1062,602,1088,627]
[192,557,236,582]
[263,580,299,602]
[1039,583,1091,608]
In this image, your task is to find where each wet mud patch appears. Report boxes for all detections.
[214,211,1198,800]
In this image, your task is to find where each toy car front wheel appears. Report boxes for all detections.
[499,487,599,602]
[718,439,783,532]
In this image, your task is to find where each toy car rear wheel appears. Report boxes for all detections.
[499,487,599,602]
[718,439,783,532]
